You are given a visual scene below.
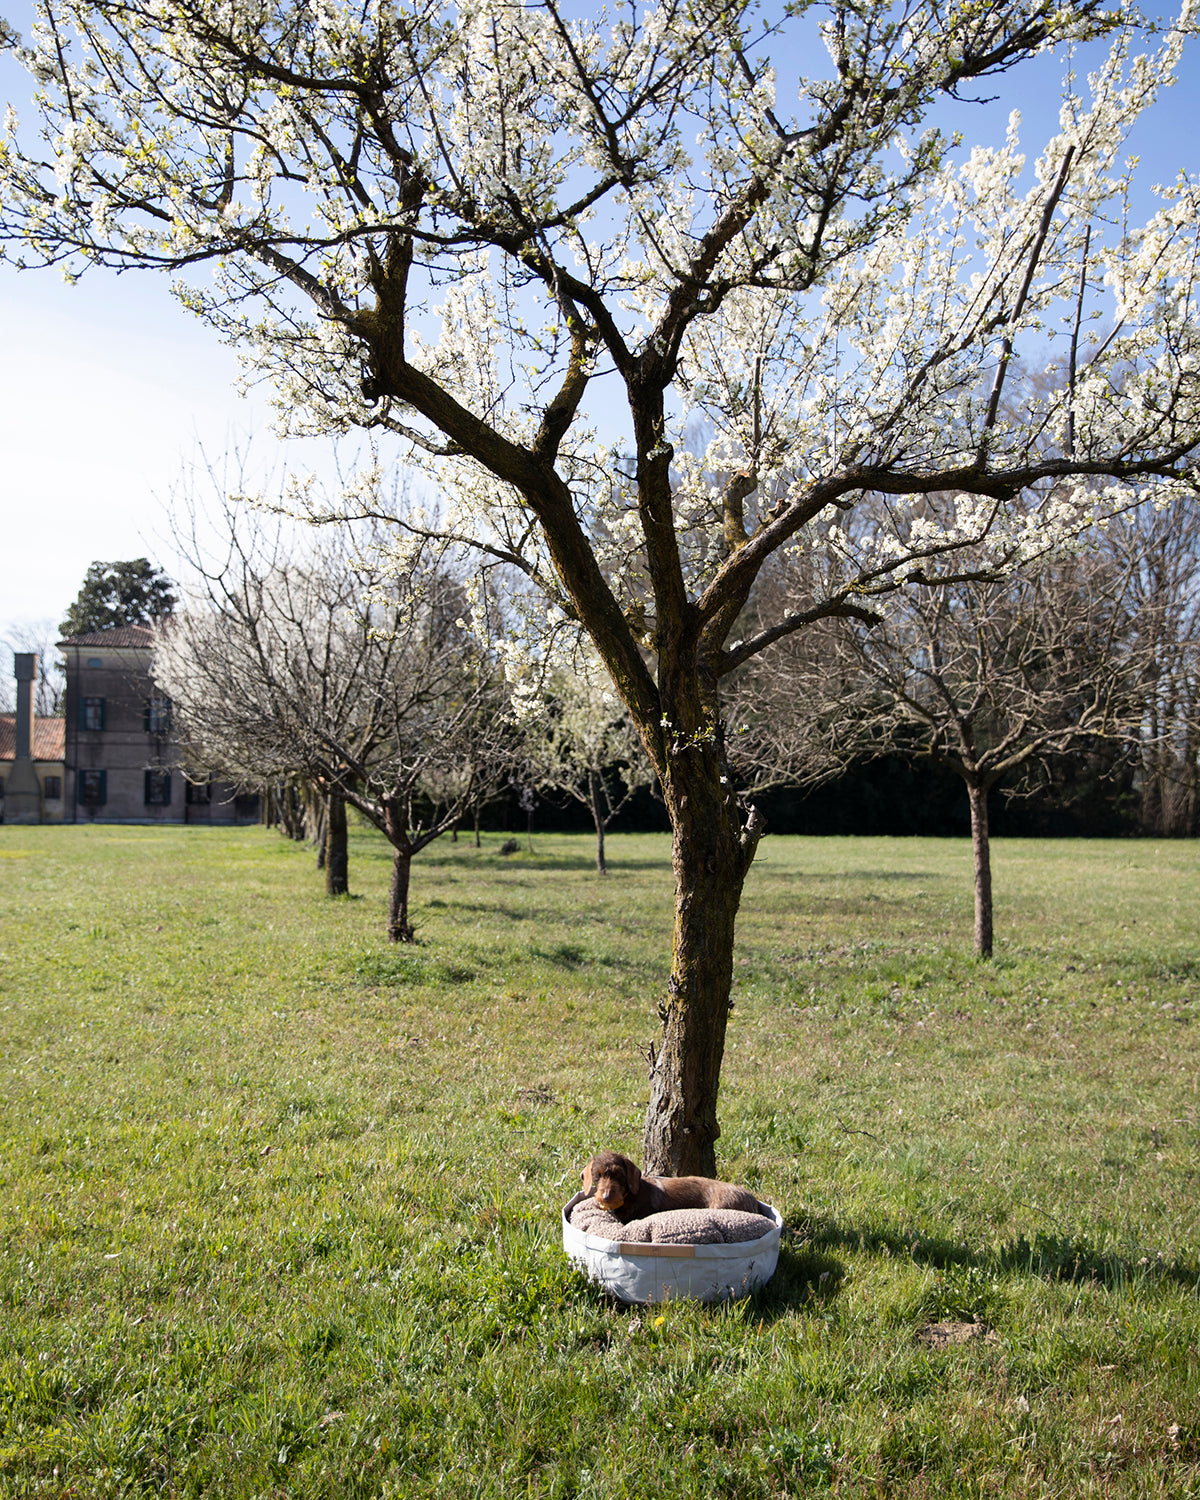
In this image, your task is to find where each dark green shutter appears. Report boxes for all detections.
[144,770,171,805]
[79,697,106,731]
[78,769,107,805]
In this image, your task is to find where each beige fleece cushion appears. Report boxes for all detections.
[570,1197,772,1245]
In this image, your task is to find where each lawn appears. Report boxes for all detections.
[0,823,1196,1497]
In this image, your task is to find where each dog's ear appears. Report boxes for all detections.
[581,1161,595,1194]
[624,1159,642,1195]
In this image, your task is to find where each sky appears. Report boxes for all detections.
[1,5,1197,653]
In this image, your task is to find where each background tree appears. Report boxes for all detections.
[1099,495,1200,836]
[159,500,373,894]
[740,505,1145,957]
[6,0,1199,1171]
[157,492,518,938]
[523,648,652,874]
[59,559,176,638]
[0,621,65,715]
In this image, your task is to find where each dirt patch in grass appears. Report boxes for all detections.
[916,1318,999,1349]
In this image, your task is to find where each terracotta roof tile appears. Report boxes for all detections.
[58,625,157,648]
[0,716,66,762]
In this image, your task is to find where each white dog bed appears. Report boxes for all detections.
[562,1191,783,1304]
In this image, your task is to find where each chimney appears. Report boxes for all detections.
[5,653,42,824]
[14,654,35,758]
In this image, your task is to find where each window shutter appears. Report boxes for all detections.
[145,698,173,734]
[79,769,108,805]
[144,770,171,805]
[80,697,107,731]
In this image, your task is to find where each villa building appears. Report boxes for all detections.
[1,627,257,825]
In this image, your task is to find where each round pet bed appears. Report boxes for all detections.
[562,1190,783,1304]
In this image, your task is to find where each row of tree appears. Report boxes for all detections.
[150,475,1197,967]
[153,478,657,938]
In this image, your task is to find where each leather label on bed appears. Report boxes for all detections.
[617,1242,696,1258]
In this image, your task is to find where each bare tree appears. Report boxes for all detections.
[1099,496,1200,836]
[157,492,518,939]
[0,621,64,716]
[735,503,1145,956]
[524,648,652,874]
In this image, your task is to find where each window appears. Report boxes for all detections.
[86,657,103,668]
[79,697,106,732]
[42,776,62,800]
[78,769,107,806]
[144,697,173,734]
[144,769,172,806]
[185,777,212,806]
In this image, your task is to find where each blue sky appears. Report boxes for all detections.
[0,4,1196,646]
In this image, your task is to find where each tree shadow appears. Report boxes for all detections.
[747,1230,847,1319]
[802,1210,1200,1294]
[527,942,641,972]
[754,869,937,884]
[530,942,589,969]
[575,1207,1199,1324]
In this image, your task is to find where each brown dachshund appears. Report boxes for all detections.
[580,1150,767,1223]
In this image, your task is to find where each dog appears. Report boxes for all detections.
[580,1150,767,1223]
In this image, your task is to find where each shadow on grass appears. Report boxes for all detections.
[526,943,641,972]
[431,898,622,925]
[750,1234,847,1319]
[991,1232,1200,1292]
[483,851,640,874]
[755,869,938,884]
[804,1211,1200,1294]
[429,900,539,922]
[351,951,478,985]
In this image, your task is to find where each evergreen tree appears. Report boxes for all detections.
[60,560,177,638]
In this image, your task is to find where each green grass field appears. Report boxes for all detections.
[0,824,1197,1497]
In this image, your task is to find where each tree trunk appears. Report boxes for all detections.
[474,807,482,848]
[308,787,327,861]
[967,778,994,959]
[589,770,607,875]
[642,753,761,1176]
[279,784,306,840]
[1185,714,1200,837]
[387,847,414,943]
[325,791,349,897]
